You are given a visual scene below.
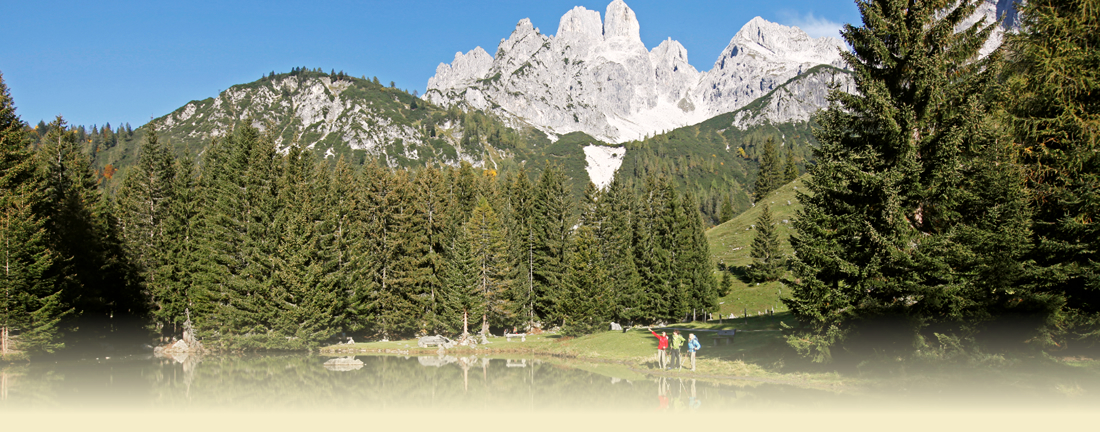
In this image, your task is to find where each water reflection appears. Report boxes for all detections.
[0,352,1097,412]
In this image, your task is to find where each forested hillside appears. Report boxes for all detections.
[3,70,722,353]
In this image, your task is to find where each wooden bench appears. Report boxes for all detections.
[713,330,736,346]
[505,333,526,342]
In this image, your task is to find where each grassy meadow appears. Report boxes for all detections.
[706,175,805,318]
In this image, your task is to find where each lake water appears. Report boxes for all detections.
[1,352,1097,416]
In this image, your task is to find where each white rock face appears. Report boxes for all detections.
[970,0,1022,57]
[427,47,494,92]
[425,0,846,143]
[583,144,625,189]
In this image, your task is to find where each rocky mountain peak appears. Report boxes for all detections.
[727,17,845,66]
[603,0,641,43]
[426,47,493,92]
[425,1,852,143]
[557,6,603,41]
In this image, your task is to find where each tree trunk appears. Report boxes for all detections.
[1,326,7,356]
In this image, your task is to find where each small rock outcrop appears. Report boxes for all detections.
[417,335,455,349]
[323,356,364,372]
[154,312,204,355]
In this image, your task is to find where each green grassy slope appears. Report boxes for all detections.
[707,175,808,318]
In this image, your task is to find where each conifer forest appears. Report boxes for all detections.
[1,0,1098,361]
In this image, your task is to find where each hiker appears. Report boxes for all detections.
[671,330,685,370]
[687,333,701,371]
[648,326,669,369]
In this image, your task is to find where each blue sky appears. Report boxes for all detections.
[0,0,859,129]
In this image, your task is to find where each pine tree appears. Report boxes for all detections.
[155,156,200,338]
[116,129,177,337]
[562,225,609,336]
[1006,0,1100,347]
[602,174,643,325]
[753,137,781,200]
[786,0,1034,361]
[36,116,142,349]
[718,195,735,224]
[411,165,453,334]
[784,147,799,183]
[466,197,513,335]
[270,145,343,347]
[508,168,537,330]
[676,190,719,314]
[533,163,573,325]
[0,73,66,355]
[633,174,677,322]
[748,204,782,282]
[440,226,480,336]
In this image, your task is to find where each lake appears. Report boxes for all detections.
[2,351,1097,430]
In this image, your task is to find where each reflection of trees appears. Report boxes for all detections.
[1,354,883,411]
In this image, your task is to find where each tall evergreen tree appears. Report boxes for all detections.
[748,204,782,282]
[676,190,719,314]
[270,145,343,347]
[784,147,799,183]
[633,174,678,322]
[562,225,609,336]
[0,73,66,355]
[412,165,453,334]
[601,174,644,325]
[116,130,177,337]
[36,116,142,349]
[718,195,735,224]
[440,226,480,336]
[508,168,537,330]
[533,163,573,325]
[753,137,782,200]
[786,0,1036,361]
[155,156,200,338]
[466,197,513,335]
[1006,0,1100,348]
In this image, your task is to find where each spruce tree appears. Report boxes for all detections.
[116,129,177,337]
[533,163,573,325]
[562,225,609,336]
[753,137,782,200]
[602,175,643,325]
[786,0,1034,361]
[36,116,142,349]
[412,165,454,334]
[466,197,513,335]
[784,147,799,183]
[633,174,677,322]
[1006,0,1100,347]
[0,73,66,355]
[718,195,735,224]
[508,168,537,330]
[440,225,480,336]
[156,156,201,338]
[676,190,719,313]
[748,204,782,282]
[270,145,343,347]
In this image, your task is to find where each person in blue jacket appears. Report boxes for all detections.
[687,333,701,371]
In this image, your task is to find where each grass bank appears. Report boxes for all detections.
[321,311,1100,398]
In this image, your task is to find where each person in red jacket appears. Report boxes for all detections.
[648,326,669,369]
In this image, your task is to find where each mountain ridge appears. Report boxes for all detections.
[424,0,848,144]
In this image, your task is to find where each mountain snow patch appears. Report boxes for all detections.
[583,144,625,189]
